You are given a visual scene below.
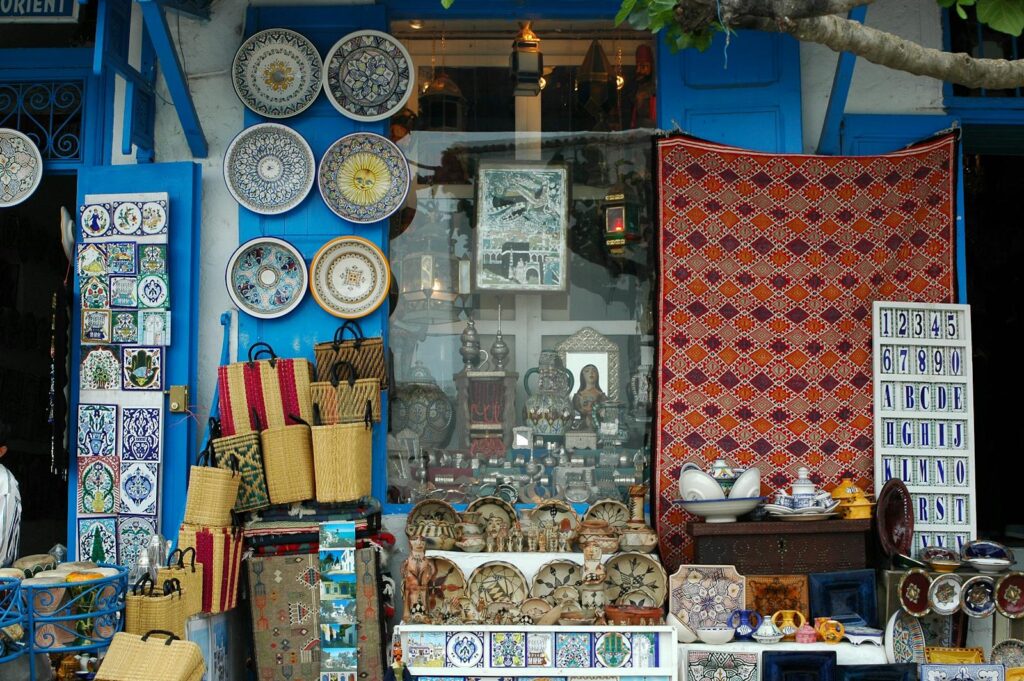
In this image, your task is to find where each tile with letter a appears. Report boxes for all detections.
[77,404,117,457]
[120,406,161,461]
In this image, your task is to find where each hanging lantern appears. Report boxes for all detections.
[603,181,640,255]
[419,71,467,131]
[510,22,543,97]
[399,236,469,323]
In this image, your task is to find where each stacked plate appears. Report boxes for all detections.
[763,498,842,521]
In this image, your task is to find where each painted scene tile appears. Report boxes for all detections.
[137,273,169,308]
[406,631,445,668]
[81,277,109,309]
[446,631,484,668]
[80,203,111,239]
[77,404,116,457]
[526,632,554,667]
[688,651,758,681]
[111,310,139,344]
[140,200,168,235]
[119,461,158,515]
[109,276,139,308]
[105,242,137,274]
[117,515,156,568]
[111,201,142,235]
[122,346,162,390]
[595,632,632,668]
[555,632,591,668]
[631,632,657,668]
[80,345,121,391]
[490,631,526,667]
[138,244,167,275]
[77,243,107,278]
[78,455,118,515]
[120,407,161,461]
[139,310,170,346]
[746,574,810,619]
[81,310,111,344]
[77,515,117,562]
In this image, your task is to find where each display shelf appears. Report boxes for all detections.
[678,641,886,679]
[0,577,24,663]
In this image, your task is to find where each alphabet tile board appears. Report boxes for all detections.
[873,301,976,553]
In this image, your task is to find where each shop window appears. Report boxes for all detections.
[386,20,657,507]
[948,11,1024,98]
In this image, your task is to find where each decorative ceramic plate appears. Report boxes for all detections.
[308,236,390,319]
[920,547,959,562]
[961,575,996,618]
[617,588,658,607]
[467,561,528,606]
[669,563,744,628]
[407,499,460,534]
[963,539,1014,561]
[520,597,551,622]
[0,128,42,207]
[583,499,630,530]
[531,499,579,530]
[232,28,322,118]
[605,552,668,610]
[899,569,932,617]
[322,29,413,122]
[424,556,465,611]
[530,559,582,599]
[876,478,914,558]
[225,123,315,215]
[226,237,307,319]
[992,639,1024,668]
[996,572,1024,618]
[746,574,810,616]
[465,496,518,529]
[924,647,984,664]
[884,610,926,664]
[928,573,962,617]
[318,132,409,223]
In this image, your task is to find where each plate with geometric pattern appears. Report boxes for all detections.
[309,236,390,319]
[670,563,745,628]
[322,30,413,122]
[318,132,409,223]
[605,551,667,606]
[225,123,315,215]
[232,28,322,118]
[467,561,528,607]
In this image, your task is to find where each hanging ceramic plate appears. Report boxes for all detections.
[668,563,745,628]
[318,132,409,223]
[884,610,926,664]
[465,496,518,529]
[407,499,460,534]
[996,572,1024,618]
[961,575,996,618]
[530,559,582,600]
[899,568,932,617]
[467,561,528,607]
[992,639,1024,668]
[232,28,322,118]
[309,236,390,319]
[323,29,413,122]
[0,128,42,207]
[928,573,962,617]
[584,499,630,530]
[876,478,914,558]
[225,237,307,319]
[224,123,315,215]
[423,556,465,612]
[530,499,579,530]
[605,551,668,607]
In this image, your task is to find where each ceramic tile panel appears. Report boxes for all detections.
[105,242,137,275]
[82,309,111,344]
[116,515,157,567]
[490,631,527,668]
[80,346,121,391]
[77,404,117,457]
[446,631,484,667]
[687,651,758,681]
[137,273,169,308]
[920,664,1004,681]
[111,310,139,344]
[118,461,158,516]
[630,632,657,668]
[406,631,445,668]
[138,244,167,274]
[139,310,171,346]
[78,455,118,515]
[121,346,162,390]
[77,516,116,562]
[80,203,112,239]
[554,632,591,668]
[120,406,161,461]
[109,276,138,308]
[81,277,109,309]
[526,632,553,667]
[77,243,107,277]
[595,632,631,668]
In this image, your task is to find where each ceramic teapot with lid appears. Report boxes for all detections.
[774,467,833,509]
[752,616,784,644]
[524,351,575,436]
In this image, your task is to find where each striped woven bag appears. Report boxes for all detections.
[216,342,314,436]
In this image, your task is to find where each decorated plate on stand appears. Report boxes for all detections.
[531,499,579,530]
[583,499,630,531]
[465,496,518,529]
[423,556,465,611]
[318,132,409,223]
[928,573,963,617]
[605,551,667,606]
[996,572,1024,618]
[669,564,745,628]
[226,237,307,319]
[467,561,528,606]
[309,236,390,319]
[232,28,322,118]
[0,128,42,207]
[992,639,1024,668]
[876,478,914,559]
[884,610,926,664]
[225,123,315,215]
[322,29,413,122]
[961,575,996,618]
[530,559,582,600]
[899,568,933,617]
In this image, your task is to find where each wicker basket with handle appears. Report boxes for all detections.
[261,415,315,505]
[182,443,239,527]
[210,415,269,512]
[124,576,186,640]
[312,401,373,503]
[155,547,203,619]
[313,320,388,388]
[217,342,315,436]
[310,361,381,425]
[96,629,205,681]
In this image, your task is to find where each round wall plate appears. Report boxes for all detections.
[308,236,390,319]
[0,128,43,208]
[224,123,315,215]
[322,29,414,122]
[225,237,307,319]
[232,28,322,118]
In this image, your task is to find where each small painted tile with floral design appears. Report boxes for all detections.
[105,241,137,275]
[122,346,162,390]
[137,273,169,308]
[78,455,118,515]
[117,515,157,568]
[138,244,167,275]
[81,277,109,309]
[120,407,161,461]
[82,309,111,344]
[77,516,117,562]
[77,404,117,457]
[80,345,121,391]
[119,461,158,516]
[490,631,527,668]
[555,632,591,668]
[110,310,139,344]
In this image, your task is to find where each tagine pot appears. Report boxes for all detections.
[574,519,620,554]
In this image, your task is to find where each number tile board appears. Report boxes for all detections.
[873,301,975,553]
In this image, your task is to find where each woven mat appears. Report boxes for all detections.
[655,134,957,571]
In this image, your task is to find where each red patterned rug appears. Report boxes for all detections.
[655,134,957,571]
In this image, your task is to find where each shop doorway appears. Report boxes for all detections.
[0,174,72,556]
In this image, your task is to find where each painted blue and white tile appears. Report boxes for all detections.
[109,276,139,308]
[122,347,162,390]
[490,632,526,667]
[77,404,116,457]
[80,204,111,239]
[527,632,554,667]
[920,664,1004,681]
[555,632,591,668]
[120,407,161,461]
[445,631,484,668]
[119,461,158,516]
[117,515,157,568]
[137,274,169,308]
[77,516,117,562]
[631,632,657,668]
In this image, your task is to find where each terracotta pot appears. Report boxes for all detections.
[410,518,457,551]
[605,604,663,625]
[619,522,658,553]
[574,519,620,554]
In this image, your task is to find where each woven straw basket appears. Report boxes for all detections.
[124,577,186,640]
[183,447,239,527]
[312,420,372,502]
[261,423,315,504]
[155,547,203,619]
[96,630,204,681]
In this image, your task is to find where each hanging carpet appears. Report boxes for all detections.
[655,133,957,571]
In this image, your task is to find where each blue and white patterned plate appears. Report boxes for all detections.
[233,28,322,118]
[0,128,43,207]
[227,236,307,319]
[309,236,389,319]
[323,29,413,122]
[225,123,315,215]
[318,132,409,223]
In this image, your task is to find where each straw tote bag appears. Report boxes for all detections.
[314,319,388,388]
[217,342,314,436]
[261,414,315,505]
[210,416,270,512]
[176,524,243,614]
[156,547,203,619]
[124,576,186,640]
[183,442,239,527]
[312,402,373,503]
[310,361,381,425]
[96,630,205,681]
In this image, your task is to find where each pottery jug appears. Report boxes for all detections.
[814,617,846,644]
[524,351,574,436]
[772,609,806,640]
[728,609,762,640]
[574,519,620,554]
[392,362,455,448]
[752,617,784,644]
[620,485,659,553]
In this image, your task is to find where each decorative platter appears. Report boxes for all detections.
[617,588,658,607]
[0,128,43,207]
[745,574,810,616]
[424,556,465,612]
[876,478,914,558]
[923,647,984,664]
[963,539,1014,561]
[322,29,413,122]
[898,568,932,617]
[407,499,459,534]
[583,499,630,530]
[225,237,307,319]
[884,610,926,664]
[531,499,579,530]
[318,132,409,223]
[465,496,518,529]
[604,551,667,610]
[669,563,745,628]
[961,575,996,618]
[232,28,322,118]
[467,561,528,606]
[224,123,315,215]
[928,573,962,617]
[530,559,582,600]
[520,597,551,622]
[992,639,1024,668]
[309,236,390,319]
[996,572,1024,618]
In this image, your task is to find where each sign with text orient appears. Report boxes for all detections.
[0,0,78,22]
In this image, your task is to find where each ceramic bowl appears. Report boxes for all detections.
[696,626,736,645]
[928,559,962,573]
[559,613,596,626]
[752,632,784,644]
[963,540,1014,562]
[921,547,959,562]
[667,612,698,643]
[967,558,1013,574]
[729,467,761,500]
[678,496,764,523]
[680,468,726,501]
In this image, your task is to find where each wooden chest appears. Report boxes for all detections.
[687,519,872,574]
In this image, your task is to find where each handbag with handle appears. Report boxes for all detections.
[314,320,388,389]
[217,342,315,436]
[312,401,373,503]
[177,524,244,614]
[310,361,382,425]
[183,441,240,527]
[124,576,186,640]
[96,629,205,681]
[261,413,315,505]
[156,547,204,618]
[210,416,270,512]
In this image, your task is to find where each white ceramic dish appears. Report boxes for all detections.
[967,558,1012,574]
[667,612,698,643]
[678,496,764,523]
[728,466,761,499]
[696,626,736,645]
[679,468,726,501]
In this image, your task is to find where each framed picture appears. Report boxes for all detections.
[474,162,569,292]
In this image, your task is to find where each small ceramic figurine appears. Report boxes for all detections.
[485,516,506,552]
[537,524,549,552]
[402,536,435,622]
[526,525,539,552]
[582,545,606,584]
[559,529,573,553]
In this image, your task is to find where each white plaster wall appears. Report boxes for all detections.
[800,1,946,152]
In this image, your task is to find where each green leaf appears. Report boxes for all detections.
[628,6,652,30]
[692,30,714,51]
[957,4,969,18]
[976,0,1024,35]
[615,0,639,26]
[441,0,455,7]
